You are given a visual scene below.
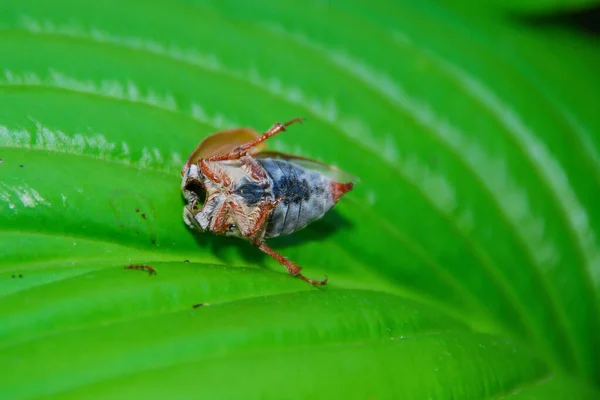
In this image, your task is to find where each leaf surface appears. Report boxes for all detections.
[1,0,599,398]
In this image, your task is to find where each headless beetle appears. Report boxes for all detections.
[181,118,355,285]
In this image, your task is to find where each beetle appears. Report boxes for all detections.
[180,118,355,286]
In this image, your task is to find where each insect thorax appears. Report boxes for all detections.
[182,159,274,235]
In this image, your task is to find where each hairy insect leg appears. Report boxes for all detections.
[206,117,304,162]
[199,159,231,185]
[256,242,328,286]
[241,155,268,181]
[255,117,304,147]
[228,200,279,238]
[210,202,233,234]
[247,201,278,237]
[125,264,157,275]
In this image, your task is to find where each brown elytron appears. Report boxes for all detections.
[181,118,355,285]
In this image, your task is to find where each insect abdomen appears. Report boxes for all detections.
[258,158,336,238]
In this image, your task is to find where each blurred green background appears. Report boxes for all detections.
[1,0,599,398]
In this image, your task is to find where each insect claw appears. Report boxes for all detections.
[298,273,328,286]
[282,117,305,128]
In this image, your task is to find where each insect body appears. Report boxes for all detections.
[181,118,355,285]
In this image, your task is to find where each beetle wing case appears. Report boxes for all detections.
[181,127,266,177]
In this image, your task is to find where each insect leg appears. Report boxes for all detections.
[124,264,157,275]
[255,242,328,286]
[241,155,268,181]
[248,117,304,149]
[247,202,278,237]
[206,117,304,162]
[199,159,231,185]
[210,202,233,234]
[228,200,278,238]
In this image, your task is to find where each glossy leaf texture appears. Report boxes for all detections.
[1,0,599,398]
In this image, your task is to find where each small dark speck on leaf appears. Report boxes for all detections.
[11,274,15,279]
[19,274,23,278]
[0,158,3,164]
[135,208,140,212]
[19,164,24,168]
[184,259,190,263]
[192,303,204,308]
[141,213,147,219]
[151,239,156,245]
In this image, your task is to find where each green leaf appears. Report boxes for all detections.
[1,0,599,398]
[471,0,600,13]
